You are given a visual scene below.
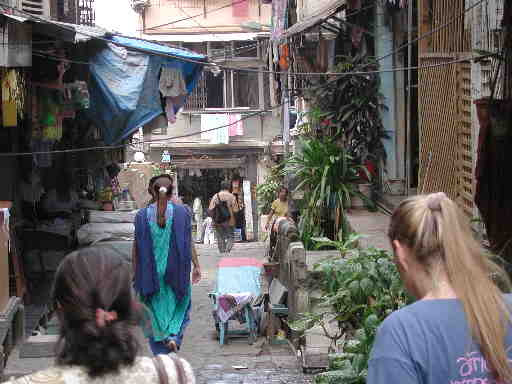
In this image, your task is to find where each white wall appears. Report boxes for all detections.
[95,0,140,36]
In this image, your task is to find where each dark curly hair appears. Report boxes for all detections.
[52,247,140,377]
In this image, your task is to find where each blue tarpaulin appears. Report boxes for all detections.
[88,35,206,145]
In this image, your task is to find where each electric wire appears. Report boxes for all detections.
[0,1,486,77]
[375,0,486,62]
[0,1,491,157]
[31,49,488,77]
[140,0,250,32]
[0,52,488,158]
[0,104,283,157]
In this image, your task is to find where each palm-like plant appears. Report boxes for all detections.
[287,138,369,241]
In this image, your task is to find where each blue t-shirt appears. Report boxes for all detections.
[368,296,512,384]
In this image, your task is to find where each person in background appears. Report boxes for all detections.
[265,187,290,231]
[231,176,246,242]
[208,181,239,254]
[367,192,512,384]
[2,248,195,384]
[133,176,201,355]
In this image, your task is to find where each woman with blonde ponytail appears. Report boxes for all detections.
[133,176,201,355]
[368,192,512,384]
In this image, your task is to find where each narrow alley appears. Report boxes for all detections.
[3,243,311,384]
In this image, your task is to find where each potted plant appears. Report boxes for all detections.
[286,138,368,240]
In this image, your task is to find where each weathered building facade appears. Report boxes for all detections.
[134,0,283,240]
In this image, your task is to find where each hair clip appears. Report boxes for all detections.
[427,192,446,212]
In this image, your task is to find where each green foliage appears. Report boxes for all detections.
[290,242,412,383]
[287,138,371,244]
[256,163,286,214]
[303,53,388,165]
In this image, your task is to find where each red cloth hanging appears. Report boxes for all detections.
[233,0,249,18]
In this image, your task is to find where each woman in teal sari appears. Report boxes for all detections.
[133,176,201,354]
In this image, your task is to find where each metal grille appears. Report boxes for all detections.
[184,72,207,110]
[423,0,471,53]
[457,61,474,218]
[417,0,477,218]
[418,56,460,200]
[78,0,95,26]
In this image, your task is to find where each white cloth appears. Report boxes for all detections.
[88,210,137,224]
[193,197,203,243]
[193,197,203,218]
[201,114,229,144]
[164,97,177,124]
[217,292,254,323]
[203,217,214,245]
[77,223,135,245]
[159,67,187,97]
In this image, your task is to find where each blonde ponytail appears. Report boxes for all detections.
[389,193,512,381]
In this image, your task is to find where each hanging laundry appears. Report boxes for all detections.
[201,114,229,144]
[43,125,63,141]
[228,114,244,136]
[159,67,187,98]
[1,70,17,127]
[160,68,188,124]
[2,101,17,127]
[271,0,288,41]
[39,89,63,141]
[164,98,177,124]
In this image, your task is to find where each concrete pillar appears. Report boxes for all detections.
[375,3,398,179]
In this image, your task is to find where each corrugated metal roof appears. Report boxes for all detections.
[281,0,346,39]
[0,9,109,43]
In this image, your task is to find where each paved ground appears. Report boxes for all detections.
[3,242,311,384]
[347,208,392,252]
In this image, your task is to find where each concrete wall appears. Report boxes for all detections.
[144,0,272,34]
[271,221,309,320]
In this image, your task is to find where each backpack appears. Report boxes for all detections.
[211,194,231,224]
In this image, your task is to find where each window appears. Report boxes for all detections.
[233,70,259,108]
[182,41,267,111]
[185,69,261,110]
